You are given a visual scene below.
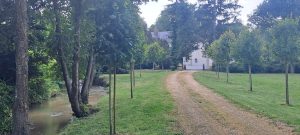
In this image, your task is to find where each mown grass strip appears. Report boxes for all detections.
[194,71,300,132]
[60,71,180,135]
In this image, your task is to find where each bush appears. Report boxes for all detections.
[0,81,13,134]
[92,76,109,87]
[100,66,129,74]
[170,66,176,71]
[29,77,60,104]
[29,77,49,104]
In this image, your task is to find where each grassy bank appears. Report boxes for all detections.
[60,71,179,135]
[194,71,300,132]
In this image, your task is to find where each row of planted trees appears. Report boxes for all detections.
[208,18,300,105]
[2,0,157,134]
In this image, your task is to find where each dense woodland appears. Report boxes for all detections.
[1,0,300,134]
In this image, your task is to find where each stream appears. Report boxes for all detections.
[29,87,106,135]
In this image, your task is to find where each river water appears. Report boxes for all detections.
[29,87,106,135]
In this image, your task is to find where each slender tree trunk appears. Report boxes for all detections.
[215,64,217,76]
[113,65,117,134]
[248,64,252,91]
[133,63,135,88]
[290,64,295,74]
[81,50,95,104]
[217,64,220,79]
[226,64,229,83]
[139,63,142,78]
[109,66,112,135]
[153,62,155,70]
[285,63,290,105]
[13,0,29,134]
[88,64,96,89]
[130,62,133,99]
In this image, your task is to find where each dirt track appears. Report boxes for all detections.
[165,71,295,135]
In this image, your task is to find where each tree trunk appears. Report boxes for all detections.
[217,64,220,79]
[153,62,155,70]
[113,65,117,134]
[70,0,84,117]
[133,63,135,88]
[13,0,30,134]
[290,64,295,74]
[130,62,133,99]
[54,0,84,117]
[285,63,290,105]
[54,0,77,117]
[248,64,253,91]
[215,64,217,76]
[81,50,95,104]
[88,64,96,89]
[53,0,70,91]
[226,64,229,83]
[139,63,142,78]
[109,66,112,135]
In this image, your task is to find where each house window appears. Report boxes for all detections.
[195,58,198,63]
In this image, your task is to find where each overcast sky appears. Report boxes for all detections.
[139,0,264,27]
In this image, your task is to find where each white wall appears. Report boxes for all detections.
[183,45,213,70]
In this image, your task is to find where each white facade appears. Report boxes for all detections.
[151,31,213,70]
[151,31,172,47]
[183,44,213,70]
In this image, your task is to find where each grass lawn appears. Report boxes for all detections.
[60,71,180,135]
[194,71,300,132]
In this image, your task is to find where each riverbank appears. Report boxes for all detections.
[29,87,106,135]
[60,71,179,135]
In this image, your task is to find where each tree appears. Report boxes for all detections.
[209,30,235,82]
[270,19,300,105]
[207,40,222,79]
[52,0,99,117]
[233,29,262,91]
[146,42,166,70]
[92,0,145,133]
[249,0,300,29]
[155,1,200,66]
[195,0,241,48]
[13,0,30,134]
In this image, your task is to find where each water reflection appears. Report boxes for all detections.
[29,87,106,135]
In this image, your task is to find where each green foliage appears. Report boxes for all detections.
[28,77,60,104]
[91,0,145,65]
[232,29,262,65]
[195,0,241,46]
[208,30,236,65]
[249,0,300,29]
[146,42,167,64]
[194,71,300,131]
[60,71,179,135]
[0,81,13,134]
[270,19,300,64]
[156,1,200,65]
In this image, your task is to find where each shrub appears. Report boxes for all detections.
[0,81,13,134]
[92,76,109,87]
[28,77,60,104]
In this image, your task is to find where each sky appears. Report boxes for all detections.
[139,0,264,27]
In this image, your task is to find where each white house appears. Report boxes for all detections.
[151,31,172,47]
[182,44,213,70]
[151,31,213,70]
